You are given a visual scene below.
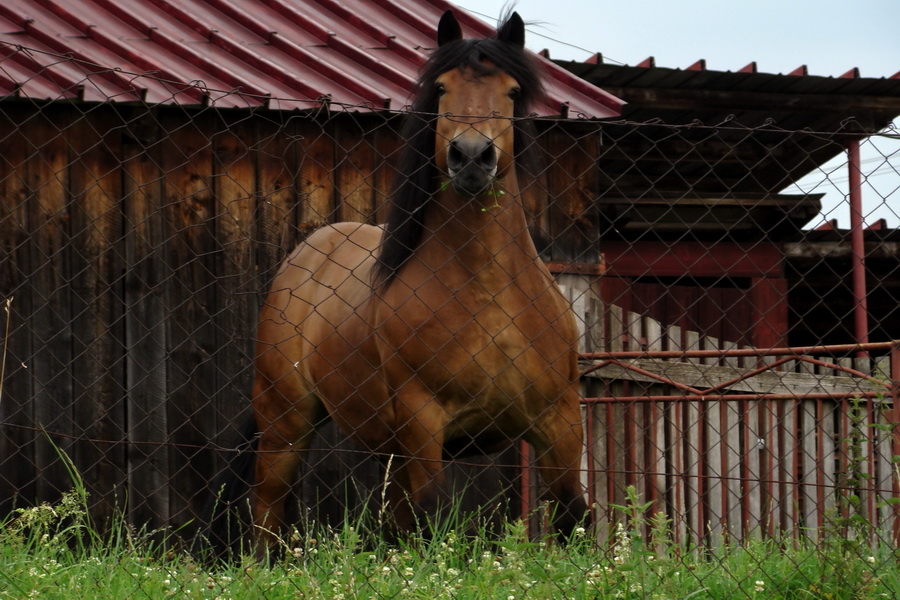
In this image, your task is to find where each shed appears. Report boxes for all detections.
[0,0,623,531]
[554,55,900,349]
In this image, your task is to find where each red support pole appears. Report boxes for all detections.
[847,139,870,356]
[891,342,900,545]
[519,440,531,527]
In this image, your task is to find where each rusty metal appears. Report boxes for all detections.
[582,391,892,404]
[0,0,624,116]
[893,343,900,543]
[556,341,900,545]
[848,139,871,357]
[581,340,898,360]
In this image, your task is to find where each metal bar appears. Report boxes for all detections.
[892,343,900,544]
[840,397,851,530]
[739,396,750,538]
[586,466,898,494]
[796,355,888,385]
[581,353,890,390]
[816,396,825,532]
[582,391,890,403]
[847,139,870,357]
[585,404,596,525]
[866,397,877,534]
[519,440,530,524]
[580,340,897,361]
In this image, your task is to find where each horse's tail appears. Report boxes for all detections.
[194,413,258,561]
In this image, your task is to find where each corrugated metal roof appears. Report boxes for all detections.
[0,0,623,117]
[557,53,900,130]
[538,55,900,232]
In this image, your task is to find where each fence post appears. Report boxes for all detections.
[847,139,870,357]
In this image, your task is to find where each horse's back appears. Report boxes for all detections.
[255,222,382,389]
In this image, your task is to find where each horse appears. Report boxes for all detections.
[204,10,590,558]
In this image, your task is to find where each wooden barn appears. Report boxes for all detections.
[1,0,898,542]
[0,0,624,532]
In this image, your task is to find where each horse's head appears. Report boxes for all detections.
[431,11,529,197]
[373,11,543,286]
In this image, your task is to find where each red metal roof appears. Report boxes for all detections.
[0,0,623,117]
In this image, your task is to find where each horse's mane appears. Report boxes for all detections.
[372,15,545,287]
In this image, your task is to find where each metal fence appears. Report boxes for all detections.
[1,56,899,596]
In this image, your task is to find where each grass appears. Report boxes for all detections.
[2,478,899,600]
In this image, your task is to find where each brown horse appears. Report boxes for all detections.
[206,10,589,557]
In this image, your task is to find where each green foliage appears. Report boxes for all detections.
[2,483,898,599]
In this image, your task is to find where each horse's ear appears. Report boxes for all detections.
[437,10,463,47]
[497,12,525,48]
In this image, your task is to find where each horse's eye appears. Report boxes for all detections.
[435,84,446,97]
[509,87,521,100]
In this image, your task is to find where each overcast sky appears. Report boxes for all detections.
[458,0,900,227]
[458,0,897,77]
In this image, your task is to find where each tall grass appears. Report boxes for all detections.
[2,478,898,599]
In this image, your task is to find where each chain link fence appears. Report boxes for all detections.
[1,47,899,598]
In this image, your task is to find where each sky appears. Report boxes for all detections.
[458,0,900,228]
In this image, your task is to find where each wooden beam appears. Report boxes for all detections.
[601,86,900,115]
[784,240,900,260]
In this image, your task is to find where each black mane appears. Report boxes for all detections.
[372,16,545,287]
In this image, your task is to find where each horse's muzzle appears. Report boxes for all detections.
[446,136,498,197]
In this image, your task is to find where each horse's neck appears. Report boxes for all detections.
[421,176,538,285]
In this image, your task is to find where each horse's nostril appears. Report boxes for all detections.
[477,144,497,170]
[447,139,464,170]
[447,138,496,174]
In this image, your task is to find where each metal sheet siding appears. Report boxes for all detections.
[0,0,623,117]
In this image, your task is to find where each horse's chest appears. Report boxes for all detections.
[395,294,563,395]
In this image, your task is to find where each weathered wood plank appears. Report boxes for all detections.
[206,116,258,527]
[522,134,551,259]
[297,117,335,231]
[682,330,702,546]
[257,115,301,286]
[797,358,819,537]
[373,115,402,225]
[160,109,218,530]
[0,103,34,515]
[545,128,599,263]
[643,317,667,535]
[875,400,895,542]
[122,107,170,533]
[335,118,375,224]
[25,106,73,504]
[68,110,126,527]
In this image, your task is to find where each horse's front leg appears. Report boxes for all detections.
[390,384,450,533]
[251,429,302,557]
[250,378,324,559]
[526,393,591,536]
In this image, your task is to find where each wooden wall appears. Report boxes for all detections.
[0,99,806,538]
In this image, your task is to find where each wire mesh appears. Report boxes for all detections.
[1,44,899,598]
